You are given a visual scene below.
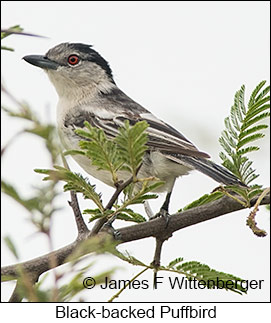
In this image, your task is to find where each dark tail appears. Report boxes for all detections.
[178,156,245,186]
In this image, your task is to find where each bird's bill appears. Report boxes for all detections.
[23,55,59,70]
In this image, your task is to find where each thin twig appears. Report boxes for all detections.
[106,177,134,210]
[90,176,134,235]
[8,280,23,302]
[247,187,270,237]
[108,267,149,302]
[69,191,89,238]
[151,238,164,289]
[152,239,164,268]
[61,154,89,238]
[1,29,48,38]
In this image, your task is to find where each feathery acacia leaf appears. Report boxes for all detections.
[1,180,47,213]
[244,104,270,121]
[115,120,149,178]
[237,146,259,156]
[166,259,247,295]
[241,112,270,131]
[168,257,184,268]
[35,121,163,224]
[71,120,149,184]
[237,133,265,149]
[181,191,224,211]
[219,81,269,191]
[84,207,146,223]
[247,80,266,108]
[74,122,122,184]
[255,85,270,102]
[35,166,104,211]
[218,81,269,209]
[238,124,268,140]
[224,117,238,139]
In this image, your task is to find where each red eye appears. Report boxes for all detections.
[68,55,79,65]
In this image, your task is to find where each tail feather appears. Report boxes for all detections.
[168,155,245,186]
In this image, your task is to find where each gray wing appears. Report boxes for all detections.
[64,105,210,159]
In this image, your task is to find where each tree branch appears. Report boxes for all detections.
[2,190,270,292]
[119,191,270,243]
[68,191,89,239]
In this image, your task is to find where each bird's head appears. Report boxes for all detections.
[23,42,116,98]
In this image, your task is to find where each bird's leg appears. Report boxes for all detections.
[159,191,172,217]
[150,191,172,227]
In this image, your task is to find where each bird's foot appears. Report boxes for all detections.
[150,208,170,228]
[101,217,122,240]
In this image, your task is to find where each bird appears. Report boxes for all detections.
[23,42,243,218]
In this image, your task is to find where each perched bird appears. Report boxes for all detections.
[23,43,242,217]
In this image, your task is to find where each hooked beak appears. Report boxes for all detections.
[23,55,59,70]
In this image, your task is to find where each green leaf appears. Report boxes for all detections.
[59,268,115,301]
[113,250,147,267]
[234,85,245,121]
[25,124,55,139]
[224,117,239,139]
[35,166,104,211]
[2,103,39,122]
[117,208,146,223]
[247,185,263,199]
[64,149,85,156]
[248,80,266,108]
[168,257,184,268]
[182,191,224,211]
[243,170,259,185]
[230,105,241,131]
[219,135,234,155]
[126,181,163,206]
[75,123,122,184]
[248,96,270,114]
[244,104,270,122]
[241,112,270,131]
[115,120,149,178]
[237,146,259,156]
[128,193,159,205]
[3,236,19,260]
[238,124,268,140]
[224,185,250,200]
[221,130,237,149]
[1,46,14,51]
[237,133,265,149]
[219,81,270,187]
[255,85,270,102]
[168,260,247,295]
[1,180,39,212]
[83,209,114,223]
[1,25,23,40]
